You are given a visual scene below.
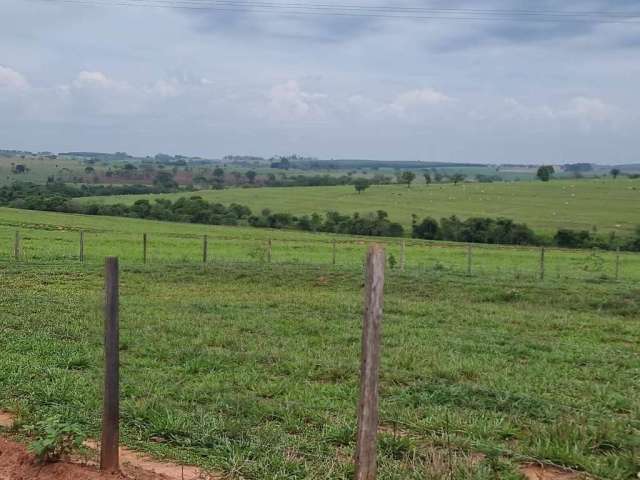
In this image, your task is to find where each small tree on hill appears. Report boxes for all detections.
[610,168,621,179]
[536,165,555,182]
[400,171,416,188]
[423,172,432,185]
[354,178,370,194]
[451,173,466,185]
[246,170,257,184]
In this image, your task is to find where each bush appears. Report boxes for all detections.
[25,416,86,463]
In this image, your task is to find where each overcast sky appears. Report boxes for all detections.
[1,0,639,164]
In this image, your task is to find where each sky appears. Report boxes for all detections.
[1,0,640,164]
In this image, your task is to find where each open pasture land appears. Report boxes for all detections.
[74,178,640,236]
[1,238,639,478]
[0,155,86,186]
[1,207,640,281]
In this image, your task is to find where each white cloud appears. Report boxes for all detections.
[267,80,328,119]
[72,71,128,90]
[0,65,29,90]
[392,88,451,110]
[563,96,615,122]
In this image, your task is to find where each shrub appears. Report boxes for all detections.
[24,416,86,463]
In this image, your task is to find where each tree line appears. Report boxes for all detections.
[2,182,639,251]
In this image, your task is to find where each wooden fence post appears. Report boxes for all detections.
[539,247,545,281]
[143,233,147,265]
[267,239,272,264]
[615,247,620,280]
[355,244,385,480]
[466,244,472,275]
[400,240,405,272]
[203,235,208,264]
[101,257,120,473]
[80,230,85,263]
[14,231,20,261]
[332,239,337,266]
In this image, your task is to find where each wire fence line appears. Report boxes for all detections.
[1,227,639,283]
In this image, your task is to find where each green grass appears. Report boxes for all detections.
[0,155,93,186]
[74,178,640,235]
[1,262,639,478]
[1,207,639,282]
[1,208,639,479]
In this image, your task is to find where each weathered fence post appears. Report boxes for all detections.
[203,235,208,264]
[466,244,472,275]
[14,231,20,261]
[267,239,272,264]
[615,247,620,280]
[355,244,385,480]
[80,230,85,263]
[101,257,120,473]
[332,239,337,266]
[143,233,147,265]
[539,247,545,281]
[400,240,405,272]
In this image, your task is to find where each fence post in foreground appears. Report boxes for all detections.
[400,240,405,272]
[355,244,385,480]
[332,239,337,266]
[143,233,148,264]
[203,235,208,264]
[466,244,472,275]
[80,230,85,263]
[14,231,20,261]
[101,257,120,473]
[615,247,620,280]
[267,239,272,264]
[539,247,545,281]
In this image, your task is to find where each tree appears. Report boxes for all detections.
[213,167,225,178]
[610,168,621,179]
[451,173,466,185]
[423,172,432,185]
[412,217,439,240]
[353,178,370,194]
[537,165,555,182]
[246,170,257,184]
[84,166,95,174]
[400,171,416,188]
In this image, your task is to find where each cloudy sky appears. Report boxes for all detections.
[1,0,639,163]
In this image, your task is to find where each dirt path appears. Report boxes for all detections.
[0,412,216,480]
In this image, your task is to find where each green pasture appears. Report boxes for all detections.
[1,256,639,478]
[73,178,640,236]
[1,208,639,282]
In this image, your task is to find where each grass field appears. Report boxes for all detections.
[1,253,639,478]
[1,208,639,479]
[1,207,639,282]
[74,178,640,236]
[0,155,86,186]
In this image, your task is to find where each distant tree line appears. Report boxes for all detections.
[2,181,640,250]
[74,198,406,238]
[411,214,640,251]
[0,182,184,209]
[412,215,538,245]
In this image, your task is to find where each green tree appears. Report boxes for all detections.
[423,172,432,185]
[354,178,370,194]
[536,165,555,182]
[400,171,416,188]
[610,168,621,179]
[246,170,257,184]
[451,173,466,185]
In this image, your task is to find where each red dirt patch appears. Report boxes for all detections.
[520,463,586,480]
[0,436,158,480]
[0,413,13,429]
[0,411,216,480]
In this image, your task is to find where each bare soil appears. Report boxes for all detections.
[520,463,586,480]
